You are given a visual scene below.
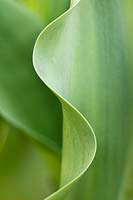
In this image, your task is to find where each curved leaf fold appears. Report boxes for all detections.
[33,0,131,199]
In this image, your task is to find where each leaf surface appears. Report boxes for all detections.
[33,0,131,199]
[0,0,65,152]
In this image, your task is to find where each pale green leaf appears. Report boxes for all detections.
[33,0,131,199]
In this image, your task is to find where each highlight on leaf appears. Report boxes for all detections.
[0,0,132,199]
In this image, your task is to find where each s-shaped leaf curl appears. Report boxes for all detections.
[33,0,97,199]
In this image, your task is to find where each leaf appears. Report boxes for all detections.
[33,0,131,199]
[0,0,64,152]
[0,120,60,200]
[117,1,133,199]
[33,0,96,199]
[0,1,73,199]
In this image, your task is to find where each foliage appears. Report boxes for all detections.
[0,0,132,199]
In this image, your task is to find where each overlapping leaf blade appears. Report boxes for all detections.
[0,0,132,199]
[0,0,63,151]
[0,0,69,199]
[33,0,131,199]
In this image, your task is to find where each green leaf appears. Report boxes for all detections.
[118,1,133,199]
[0,0,63,152]
[0,121,60,200]
[33,0,131,199]
[0,1,72,199]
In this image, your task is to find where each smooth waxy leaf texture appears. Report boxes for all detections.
[118,1,133,199]
[0,0,96,199]
[33,0,131,199]
[0,0,132,199]
[0,0,63,152]
[0,0,68,199]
